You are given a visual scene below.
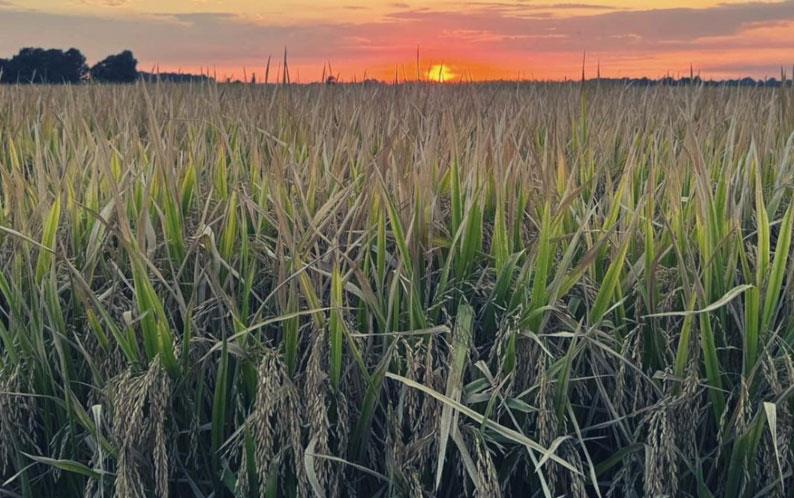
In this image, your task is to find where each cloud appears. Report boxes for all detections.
[79,0,131,5]
[467,2,616,11]
[384,1,794,49]
[546,3,615,8]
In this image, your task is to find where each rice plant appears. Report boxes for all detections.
[0,81,793,497]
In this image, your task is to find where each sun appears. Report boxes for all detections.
[427,64,456,82]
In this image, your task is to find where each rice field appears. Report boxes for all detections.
[0,81,793,497]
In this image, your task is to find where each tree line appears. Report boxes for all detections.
[2,46,790,86]
[0,48,139,84]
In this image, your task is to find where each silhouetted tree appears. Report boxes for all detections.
[0,48,87,83]
[90,50,138,83]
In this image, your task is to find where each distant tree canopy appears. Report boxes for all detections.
[0,48,87,83]
[90,50,138,83]
[0,47,213,84]
[0,47,144,84]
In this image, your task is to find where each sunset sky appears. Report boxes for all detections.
[1,1,793,81]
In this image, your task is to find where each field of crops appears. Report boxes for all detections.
[0,82,793,497]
